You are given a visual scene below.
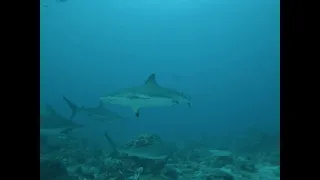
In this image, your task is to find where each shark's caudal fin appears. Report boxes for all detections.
[104,132,117,152]
[45,104,57,117]
[144,73,159,86]
[62,96,79,119]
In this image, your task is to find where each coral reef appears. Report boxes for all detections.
[124,133,161,148]
[40,133,280,180]
[40,158,77,180]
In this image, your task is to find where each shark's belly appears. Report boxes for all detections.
[111,97,174,108]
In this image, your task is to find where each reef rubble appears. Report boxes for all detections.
[40,133,280,180]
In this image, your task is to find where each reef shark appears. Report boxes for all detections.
[63,96,125,122]
[104,132,172,160]
[56,0,68,3]
[40,104,84,136]
[100,73,191,117]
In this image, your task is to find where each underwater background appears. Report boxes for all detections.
[40,0,280,179]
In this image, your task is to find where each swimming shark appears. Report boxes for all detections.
[40,104,84,136]
[100,73,191,117]
[62,96,125,122]
[104,132,173,160]
[56,0,68,3]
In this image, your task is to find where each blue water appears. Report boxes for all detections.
[40,0,279,148]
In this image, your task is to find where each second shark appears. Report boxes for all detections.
[63,96,125,122]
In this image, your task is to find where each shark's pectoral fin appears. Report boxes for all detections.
[135,109,140,118]
[132,106,141,118]
[188,103,191,108]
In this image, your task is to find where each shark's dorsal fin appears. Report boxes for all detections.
[104,132,118,152]
[144,73,159,86]
[98,102,104,108]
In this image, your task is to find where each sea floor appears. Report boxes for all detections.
[40,134,280,180]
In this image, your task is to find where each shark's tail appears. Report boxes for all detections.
[104,132,117,152]
[62,96,78,119]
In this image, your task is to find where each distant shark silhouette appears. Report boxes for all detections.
[63,96,125,122]
[40,104,83,136]
[100,73,191,117]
